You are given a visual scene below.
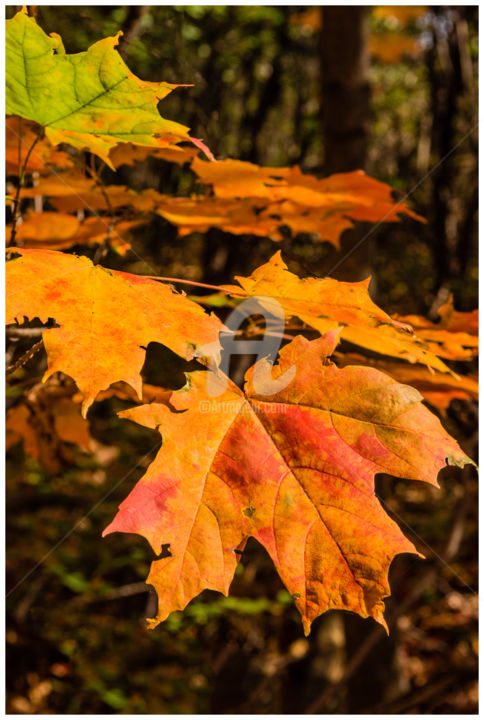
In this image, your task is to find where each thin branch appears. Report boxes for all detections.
[17,117,23,176]
[117,6,149,57]
[9,127,43,247]
[149,275,246,296]
[86,157,115,264]
[367,672,467,714]
[6,340,44,376]
[15,576,45,623]
[71,581,150,606]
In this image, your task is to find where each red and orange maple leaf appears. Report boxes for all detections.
[104,332,471,634]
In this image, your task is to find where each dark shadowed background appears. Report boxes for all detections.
[6,5,477,714]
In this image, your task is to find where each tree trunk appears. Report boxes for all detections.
[321,7,370,174]
[319,7,372,283]
[320,10,401,709]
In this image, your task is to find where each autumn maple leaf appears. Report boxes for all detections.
[6,9,212,168]
[6,248,222,415]
[5,210,137,253]
[6,379,94,474]
[155,158,424,246]
[6,117,73,175]
[104,331,471,634]
[223,252,452,372]
[19,171,140,214]
[395,296,479,361]
[336,353,478,416]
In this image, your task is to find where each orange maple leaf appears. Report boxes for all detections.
[5,211,137,253]
[395,297,479,361]
[6,249,222,415]
[222,252,452,372]
[109,142,200,169]
[104,332,471,634]
[335,352,478,416]
[153,196,275,238]
[20,171,141,214]
[171,159,425,246]
[6,118,73,175]
[6,380,93,474]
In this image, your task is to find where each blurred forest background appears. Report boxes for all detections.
[6,5,478,714]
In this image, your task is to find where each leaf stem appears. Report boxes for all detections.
[17,117,23,177]
[9,126,43,247]
[150,275,246,296]
[88,158,115,264]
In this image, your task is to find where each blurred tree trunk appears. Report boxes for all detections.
[426,7,477,302]
[321,7,370,174]
[319,7,372,282]
[117,6,148,57]
[319,9,400,711]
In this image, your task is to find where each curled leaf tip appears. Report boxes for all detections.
[189,136,216,161]
[446,454,476,470]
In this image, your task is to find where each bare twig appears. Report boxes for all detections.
[149,275,246,296]
[367,672,471,713]
[14,576,45,623]
[9,128,43,247]
[86,157,116,264]
[17,117,23,176]
[6,340,43,376]
[71,582,150,606]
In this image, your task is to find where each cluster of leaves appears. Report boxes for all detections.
[6,9,477,637]
[8,121,424,252]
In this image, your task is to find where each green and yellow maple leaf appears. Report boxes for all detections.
[6,9,212,168]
